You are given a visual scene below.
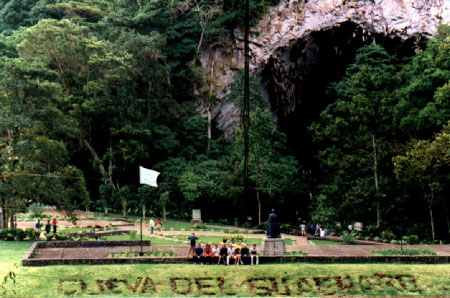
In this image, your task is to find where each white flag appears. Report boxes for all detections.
[139,166,160,187]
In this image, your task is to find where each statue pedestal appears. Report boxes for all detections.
[261,237,286,256]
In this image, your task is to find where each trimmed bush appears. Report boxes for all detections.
[44,232,54,241]
[371,249,437,256]
[28,202,46,217]
[404,235,419,245]
[341,231,356,244]
[380,230,395,241]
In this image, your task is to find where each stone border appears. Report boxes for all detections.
[22,240,449,266]
[67,230,130,238]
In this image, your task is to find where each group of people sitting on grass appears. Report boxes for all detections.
[187,233,259,265]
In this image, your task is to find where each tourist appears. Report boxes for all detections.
[204,244,213,264]
[193,243,204,264]
[35,218,41,230]
[226,244,235,265]
[219,243,228,265]
[315,222,321,235]
[234,245,243,265]
[319,227,325,237]
[187,233,199,257]
[157,218,162,233]
[241,244,250,265]
[149,218,155,234]
[52,217,58,234]
[212,244,221,264]
[250,244,259,265]
[300,221,306,236]
[45,220,51,234]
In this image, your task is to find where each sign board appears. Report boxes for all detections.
[354,222,363,232]
[192,209,201,221]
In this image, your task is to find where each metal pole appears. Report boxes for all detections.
[140,202,144,256]
[243,0,250,204]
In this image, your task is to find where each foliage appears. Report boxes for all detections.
[44,232,54,241]
[341,231,357,245]
[380,230,396,241]
[28,202,46,217]
[404,235,420,245]
[371,249,437,256]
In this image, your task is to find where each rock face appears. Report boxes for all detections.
[200,0,450,137]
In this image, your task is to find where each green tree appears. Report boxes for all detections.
[310,45,400,227]
[393,121,450,240]
[233,108,299,224]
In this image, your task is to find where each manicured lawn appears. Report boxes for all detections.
[169,235,294,246]
[102,234,186,245]
[1,241,449,297]
[309,239,347,246]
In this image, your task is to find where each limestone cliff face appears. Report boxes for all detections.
[200,0,450,137]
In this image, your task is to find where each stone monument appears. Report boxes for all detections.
[261,209,286,256]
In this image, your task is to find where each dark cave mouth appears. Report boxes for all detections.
[261,21,427,171]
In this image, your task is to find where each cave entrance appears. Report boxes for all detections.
[261,21,426,176]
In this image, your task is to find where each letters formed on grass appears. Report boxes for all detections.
[59,274,420,296]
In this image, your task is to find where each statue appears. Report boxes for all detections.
[266,209,281,238]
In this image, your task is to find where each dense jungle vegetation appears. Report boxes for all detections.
[0,0,448,241]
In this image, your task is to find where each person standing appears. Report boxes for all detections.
[187,233,199,257]
[45,220,51,234]
[52,218,58,234]
[149,218,155,234]
[157,218,162,233]
[35,218,41,239]
[300,221,306,236]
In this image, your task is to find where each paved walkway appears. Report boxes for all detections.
[20,220,450,257]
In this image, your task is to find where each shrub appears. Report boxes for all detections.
[44,233,54,241]
[371,249,437,256]
[404,235,419,245]
[380,230,395,241]
[229,234,246,243]
[28,202,46,217]
[110,251,115,258]
[153,250,160,256]
[192,223,205,229]
[54,234,69,241]
[16,229,26,241]
[341,231,357,244]
[169,250,175,256]
[25,228,38,240]
[129,231,137,240]
[373,236,381,241]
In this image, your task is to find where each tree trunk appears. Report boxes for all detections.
[104,205,108,216]
[257,189,261,225]
[122,199,127,218]
[428,187,435,241]
[163,205,167,222]
[207,59,215,153]
[142,204,146,221]
[84,139,116,189]
[372,134,381,227]
[207,108,212,152]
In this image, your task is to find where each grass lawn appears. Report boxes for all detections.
[168,235,295,246]
[1,241,449,297]
[102,234,186,245]
[309,239,347,246]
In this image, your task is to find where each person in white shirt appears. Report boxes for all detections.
[300,222,306,236]
[250,244,259,265]
[212,244,221,264]
[226,244,235,265]
[149,218,155,234]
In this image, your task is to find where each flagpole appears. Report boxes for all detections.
[140,199,144,256]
